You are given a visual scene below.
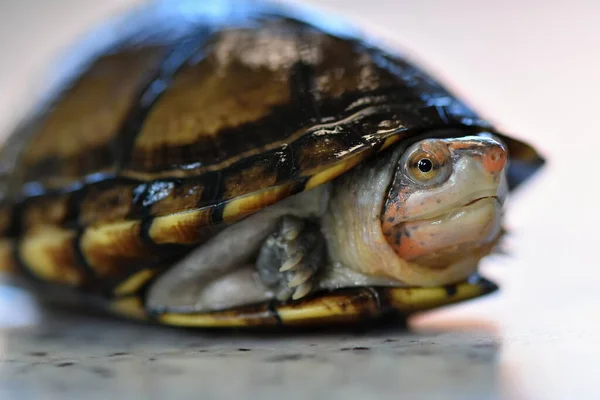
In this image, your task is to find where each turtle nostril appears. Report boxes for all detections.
[483,146,507,175]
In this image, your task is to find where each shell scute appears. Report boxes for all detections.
[21,48,167,190]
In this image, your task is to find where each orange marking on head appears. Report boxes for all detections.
[446,137,507,177]
[389,223,432,261]
[482,144,507,175]
[381,186,411,235]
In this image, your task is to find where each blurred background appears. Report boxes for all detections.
[0,0,597,399]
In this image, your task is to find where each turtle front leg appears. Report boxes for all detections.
[257,216,326,301]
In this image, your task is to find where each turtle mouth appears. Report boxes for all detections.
[464,195,498,207]
[400,190,502,224]
[390,195,503,266]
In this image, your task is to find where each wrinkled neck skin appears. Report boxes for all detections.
[322,140,505,287]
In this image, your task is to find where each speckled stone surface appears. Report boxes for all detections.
[0,304,497,400]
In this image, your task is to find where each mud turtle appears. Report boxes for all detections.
[0,0,543,327]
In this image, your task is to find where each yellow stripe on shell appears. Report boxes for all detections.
[113,269,157,296]
[379,135,402,152]
[79,220,148,276]
[149,208,212,245]
[19,227,85,285]
[385,281,492,313]
[276,290,380,325]
[304,151,368,191]
[158,308,278,328]
[80,220,139,247]
[222,183,295,223]
[158,290,379,328]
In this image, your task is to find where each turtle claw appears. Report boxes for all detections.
[287,265,313,287]
[292,281,313,300]
[279,252,303,272]
[256,216,325,301]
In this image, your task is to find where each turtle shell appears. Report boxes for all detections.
[0,0,543,327]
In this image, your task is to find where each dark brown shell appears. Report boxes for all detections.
[0,0,543,326]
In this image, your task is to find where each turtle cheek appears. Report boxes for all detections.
[381,185,413,234]
[381,185,448,235]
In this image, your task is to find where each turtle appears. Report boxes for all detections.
[0,0,544,328]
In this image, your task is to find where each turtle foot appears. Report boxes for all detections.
[256,216,325,301]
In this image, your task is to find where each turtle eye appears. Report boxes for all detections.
[406,150,449,185]
[417,158,433,173]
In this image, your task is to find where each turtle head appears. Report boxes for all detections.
[323,134,508,288]
[380,135,507,274]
